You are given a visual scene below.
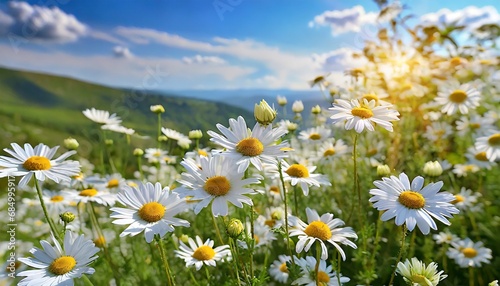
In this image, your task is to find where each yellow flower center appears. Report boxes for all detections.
[94,236,106,248]
[323,148,336,157]
[50,195,64,202]
[488,133,500,146]
[204,176,231,196]
[198,149,208,157]
[107,179,119,188]
[79,188,98,197]
[402,82,413,90]
[474,152,489,162]
[72,173,84,180]
[285,164,309,178]
[304,221,332,241]
[23,156,51,171]
[253,234,260,244]
[449,90,467,103]
[265,219,276,228]
[138,202,165,223]
[192,245,215,261]
[398,191,425,209]
[317,271,330,283]
[470,123,481,129]
[464,165,477,172]
[279,262,288,273]
[236,137,264,157]
[450,57,462,66]
[362,93,379,104]
[462,247,477,258]
[269,186,280,194]
[309,133,321,140]
[49,256,76,275]
[351,107,373,119]
[410,274,428,284]
[452,195,464,204]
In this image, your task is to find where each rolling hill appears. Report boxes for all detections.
[0,67,253,153]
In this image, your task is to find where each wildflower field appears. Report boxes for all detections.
[1,2,499,286]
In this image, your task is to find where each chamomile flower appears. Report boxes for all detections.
[269,255,292,283]
[63,187,116,206]
[293,256,350,285]
[396,257,447,286]
[369,173,459,235]
[42,190,76,218]
[176,156,260,217]
[208,116,289,173]
[452,164,479,177]
[475,130,500,162]
[281,160,331,196]
[144,148,168,164]
[161,127,192,146]
[433,231,459,245]
[447,238,492,268]
[101,124,135,135]
[175,236,230,271]
[329,99,400,133]
[298,126,331,143]
[82,108,122,126]
[434,82,480,115]
[17,231,99,286]
[0,143,80,187]
[238,217,277,249]
[288,207,357,260]
[451,187,481,212]
[465,147,496,169]
[110,182,189,243]
[316,139,350,162]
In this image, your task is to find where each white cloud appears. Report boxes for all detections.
[312,48,367,72]
[113,46,133,59]
[89,30,125,45]
[309,5,379,35]
[0,1,87,43]
[420,6,500,31]
[182,55,226,65]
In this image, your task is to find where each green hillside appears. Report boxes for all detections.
[0,67,253,152]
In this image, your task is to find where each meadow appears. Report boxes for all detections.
[0,3,499,286]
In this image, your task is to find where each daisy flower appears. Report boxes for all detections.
[110,182,190,243]
[238,217,277,249]
[434,82,480,115]
[316,139,350,162]
[269,255,292,283]
[396,257,447,286]
[42,190,76,218]
[0,143,80,187]
[447,238,492,268]
[293,256,350,286]
[465,147,496,169]
[82,108,122,126]
[17,231,99,286]
[63,187,116,206]
[175,236,230,271]
[288,207,357,260]
[208,116,289,173]
[281,160,331,196]
[475,130,500,162]
[329,99,400,133]
[451,187,481,212]
[452,164,479,177]
[176,156,260,217]
[101,124,135,135]
[161,127,192,146]
[433,231,459,245]
[369,173,459,235]
[298,126,331,143]
[144,148,168,164]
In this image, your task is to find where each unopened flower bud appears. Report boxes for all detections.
[254,99,277,126]
[133,148,144,156]
[60,212,76,224]
[105,139,113,146]
[423,161,443,177]
[64,138,79,150]
[226,218,244,238]
[158,135,168,142]
[311,105,322,115]
[179,234,189,244]
[377,164,391,177]
[277,95,287,106]
[292,100,304,113]
[94,235,106,248]
[188,130,203,139]
[150,105,165,113]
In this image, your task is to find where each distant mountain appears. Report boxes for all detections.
[0,67,253,150]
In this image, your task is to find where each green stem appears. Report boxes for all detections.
[137,156,144,181]
[229,238,242,286]
[249,204,255,280]
[469,267,474,286]
[388,225,407,286]
[353,134,361,220]
[278,160,295,265]
[211,211,224,245]
[315,243,321,285]
[337,251,342,286]
[81,274,95,286]
[205,267,210,284]
[157,113,162,148]
[157,236,175,286]
[34,179,61,242]
[293,185,299,215]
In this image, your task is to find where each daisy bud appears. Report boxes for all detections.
[226,218,244,238]
[63,137,79,150]
[377,164,391,177]
[286,121,298,132]
[423,161,443,177]
[179,234,189,244]
[150,104,165,113]
[94,235,106,248]
[254,99,277,126]
[188,129,203,139]
[311,105,322,115]
[60,212,76,223]
[133,148,144,156]
[489,280,498,286]
[277,95,287,106]
[105,139,113,146]
[292,100,304,113]
[158,135,169,142]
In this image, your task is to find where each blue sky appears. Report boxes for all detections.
[0,0,498,91]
